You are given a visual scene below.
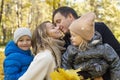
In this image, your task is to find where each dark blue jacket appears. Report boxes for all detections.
[95,22,120,57]
[63,22,120,80]
[62,32,120,80]
[3,40,34,80]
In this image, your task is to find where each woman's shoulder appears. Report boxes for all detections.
[36,49,52,56]
[34,49,54,62]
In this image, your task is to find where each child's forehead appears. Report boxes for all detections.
[19,35,31,39]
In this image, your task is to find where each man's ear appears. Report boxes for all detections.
[67,13,75,20]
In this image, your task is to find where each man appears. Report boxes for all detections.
[52,6,120,80]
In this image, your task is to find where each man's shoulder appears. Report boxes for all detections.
[94,22,109,34]
[95,22,106,28]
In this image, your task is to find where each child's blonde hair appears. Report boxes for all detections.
[78,38,89,51]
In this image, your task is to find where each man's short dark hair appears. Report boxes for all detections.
[52,6,78,23]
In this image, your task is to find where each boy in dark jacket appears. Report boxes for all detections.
[52,6,120,80]
[62,12,120,80]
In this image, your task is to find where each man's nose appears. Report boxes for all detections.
[57,24,63,30]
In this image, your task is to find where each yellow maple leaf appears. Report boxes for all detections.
[50,68,84,80]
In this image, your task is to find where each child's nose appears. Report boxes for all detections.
[23,41,27,44]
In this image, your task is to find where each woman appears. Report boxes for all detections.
[18,21,65,80]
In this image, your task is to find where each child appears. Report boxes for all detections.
[18,21,65,80]
[62,12,120,80]
[3,27,34,80]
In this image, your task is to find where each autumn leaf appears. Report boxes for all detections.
[50,68,84,80]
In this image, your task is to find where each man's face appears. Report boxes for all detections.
[53,12,74,34]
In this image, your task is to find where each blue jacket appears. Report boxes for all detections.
[3,40,34,80]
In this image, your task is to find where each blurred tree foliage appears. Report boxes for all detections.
[0,0,120,44]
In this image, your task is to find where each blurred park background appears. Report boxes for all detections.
[0,0,120,79]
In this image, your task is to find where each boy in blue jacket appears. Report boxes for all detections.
[3,27,34,80]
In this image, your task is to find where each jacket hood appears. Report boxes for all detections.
[88,31,102,47]
[4,40,31,56]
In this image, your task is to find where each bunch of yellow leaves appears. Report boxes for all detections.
[50,68,90,80]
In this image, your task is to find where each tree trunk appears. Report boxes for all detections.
[0,0,6,43]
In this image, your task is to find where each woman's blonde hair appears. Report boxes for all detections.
[32,21,65,67]
[32,21,54,55]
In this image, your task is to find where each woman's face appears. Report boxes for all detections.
[46,22,64,39]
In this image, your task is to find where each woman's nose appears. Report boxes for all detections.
[55,25,60,30]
